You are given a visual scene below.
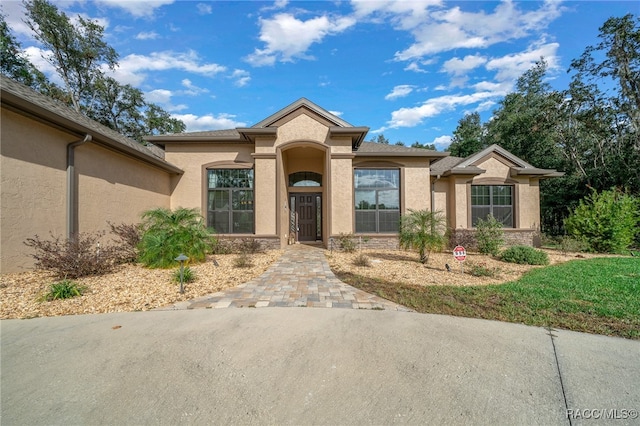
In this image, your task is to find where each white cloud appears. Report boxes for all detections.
[328,110,343,117]
[181,79,210,95]
[382,91,499,130]
[135,31,160,40]
[485,41,560,83]
[173,113,248,132]
[230,69,251,87]
[385,85,415,100]
[245,13,356,66]
[196,3,213,15]
[111,50,226,85]
[94,0,175,18]
[441,54,487,76]
[145,89,188,112]
[432,135,452,150]
[351,0,564,61]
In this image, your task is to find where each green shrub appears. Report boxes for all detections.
[559,235,590,254]
[24,232,119,279]
[500,245,549,265]
[565,188,639,253]
[172,266,195,283]
[337,233,357,253]
[138,208,212,268]
[399,209,446,264]
[43,279,86,301]
[475,215,504,256]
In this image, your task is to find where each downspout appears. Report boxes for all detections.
[431,174,441,212]
[67,134,92,240]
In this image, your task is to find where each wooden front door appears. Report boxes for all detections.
[293,193,321,242]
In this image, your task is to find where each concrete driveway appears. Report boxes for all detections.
[1,309,639,425]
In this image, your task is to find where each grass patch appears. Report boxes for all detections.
[335,257,639,340]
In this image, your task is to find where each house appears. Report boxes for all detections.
[1,75,562,273]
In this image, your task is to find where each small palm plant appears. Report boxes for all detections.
[399,209,447,264]
[138,207,213,268]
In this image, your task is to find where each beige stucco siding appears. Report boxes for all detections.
[330,158,353,235]
[1,110,68,272]
[403,166,430,212]
[433,179,449,221]
[75,144,172,231]
[475,157,511,179]
[275,114,329,146]
[1,109,173,273]
[254,157,277,235]
[164,143,254,211]
[517,179,540,229]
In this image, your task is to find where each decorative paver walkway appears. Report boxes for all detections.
[161,244,412,311]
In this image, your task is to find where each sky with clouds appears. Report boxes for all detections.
[3,0,637,149]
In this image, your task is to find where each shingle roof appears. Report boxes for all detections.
[0,75,182,174]
[430,155,465,175]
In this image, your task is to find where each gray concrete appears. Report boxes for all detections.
[1,309,638,425]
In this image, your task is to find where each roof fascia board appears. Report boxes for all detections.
[253,98,353,128]
[2,89,183,174]
[458,144,534,169]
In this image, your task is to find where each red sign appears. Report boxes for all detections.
[453,245,467,261]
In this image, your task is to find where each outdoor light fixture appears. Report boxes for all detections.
[175,253,189,294]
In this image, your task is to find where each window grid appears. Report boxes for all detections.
[471,185,513,228]
[207,169,254,234]
[354,169,400,233]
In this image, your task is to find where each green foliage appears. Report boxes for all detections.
[475,215,504,256]
[19,0,185,142]
[337,233,357,253]
[448,112,485,157]
[172,266,195,283]
[500,245,550,265]
[138,208,212,268]
[399,210,446,264]
[565,188,639,253]
[43,279,86,301]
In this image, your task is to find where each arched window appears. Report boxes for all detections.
[288,171,322,187]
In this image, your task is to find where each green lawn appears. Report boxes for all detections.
[335,257,640,340]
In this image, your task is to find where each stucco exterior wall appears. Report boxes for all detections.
[275,114,329,147]
[75,143,172,232]
[517,179,541,229]
[1,110,67,272]
[164,143,254,211]
[403,165,430,212]
[330,158,354,235]
[254,157,277,236]
[1,109,173,273]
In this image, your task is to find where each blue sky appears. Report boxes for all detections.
[3,1,638,149]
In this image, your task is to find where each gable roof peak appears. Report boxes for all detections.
[457,144,535,169]
[252,97,353,128]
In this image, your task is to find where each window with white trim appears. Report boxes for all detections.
[207,169,254,233]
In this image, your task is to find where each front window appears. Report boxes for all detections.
[207,169,254,233]
[471,185,513,227]
[354,169,400,233]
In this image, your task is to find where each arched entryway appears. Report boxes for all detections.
[280,143,328,245]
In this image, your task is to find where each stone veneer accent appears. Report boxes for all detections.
[329,235,400,251]
[448,229,541,250]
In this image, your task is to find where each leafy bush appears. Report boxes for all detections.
[172,266,195,283]
[447,229,477,251]
[500,245,549,265]
[399,209,446,264]
[559,235,590,254]
[565,188,639,253]
[43,279,86,301]
[24,232,119,279]
[138,208,212,268]
[337,233,357,253]
[108,221,141,263]
[353,253,371,267]
[475,215,504,256]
